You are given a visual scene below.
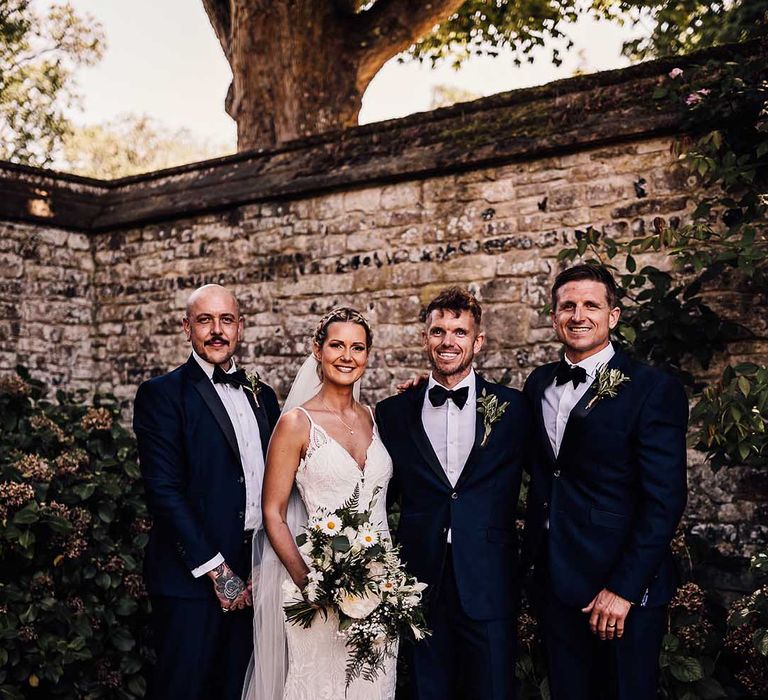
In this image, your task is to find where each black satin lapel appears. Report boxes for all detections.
[409,384,452,489]
[188,362,240,462]
[557,350,628,462]
[244,388,271,457]
[455,374,486,489]
[536,365,558,465]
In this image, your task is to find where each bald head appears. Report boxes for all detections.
[182,285,243,367]
[185,284,239,319]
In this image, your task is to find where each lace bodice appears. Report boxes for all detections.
[294,406,392,532]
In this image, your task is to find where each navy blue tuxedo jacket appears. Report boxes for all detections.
[133,356,280,599]
[376,375,531,621]
[522,349,688,608]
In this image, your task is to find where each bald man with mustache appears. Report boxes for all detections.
[134,285,281,700]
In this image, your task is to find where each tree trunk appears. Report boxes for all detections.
[202,0,466,152]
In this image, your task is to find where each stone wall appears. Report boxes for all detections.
[0,40,766,566]
[0,221,95,391]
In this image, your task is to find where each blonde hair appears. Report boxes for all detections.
[312,307,373,349]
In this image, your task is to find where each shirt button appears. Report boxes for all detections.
[237,476,244,484]
[451,492,458,500]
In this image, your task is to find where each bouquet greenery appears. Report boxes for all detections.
[283,485,429,688]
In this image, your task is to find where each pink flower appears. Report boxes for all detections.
[685,88,712,105]
[669,68,684,79]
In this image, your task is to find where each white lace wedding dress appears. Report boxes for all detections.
[282,406,397,700]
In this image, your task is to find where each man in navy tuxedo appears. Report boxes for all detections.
[523,264,688,700]
[133,284,280,700]
[377,288,531,700]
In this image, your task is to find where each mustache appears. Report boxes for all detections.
[204,336,230,346]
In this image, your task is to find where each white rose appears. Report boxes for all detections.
[367,561,386,578]
[337,590,381,619]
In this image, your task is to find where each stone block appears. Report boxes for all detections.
[343,188,381,213]
[381,183,421,210]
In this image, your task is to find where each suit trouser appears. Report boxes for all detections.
[147,595,253,700]
[542,588,667,700]
[407,546,518,700]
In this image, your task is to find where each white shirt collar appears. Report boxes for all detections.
[191,349,236,381]
[564,342,615,379]
[427,368,476,396]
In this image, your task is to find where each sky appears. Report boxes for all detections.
[62,1,645,154]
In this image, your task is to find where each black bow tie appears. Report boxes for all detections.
[212,364,249,390]
[555,361,587,389]
[428,384,469,410]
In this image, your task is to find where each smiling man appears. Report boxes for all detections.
[376,287,531,700]
[133,284,280,700]
[522,264,689,700]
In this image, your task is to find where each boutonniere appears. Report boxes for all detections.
[476,389,509,448]
[586,365,630,409]
[244,370,262,407]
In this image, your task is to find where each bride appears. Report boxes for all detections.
[243,307,397,700]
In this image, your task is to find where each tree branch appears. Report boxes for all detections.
[201,0,232,58]
[353,0,465,85]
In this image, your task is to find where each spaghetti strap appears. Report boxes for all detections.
[294,405,315,426]
[365,405,375,421]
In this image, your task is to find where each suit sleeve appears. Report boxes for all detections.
[133,380,218,572]
[607,374,688,603]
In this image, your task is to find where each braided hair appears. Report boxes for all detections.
[312,307,373,349]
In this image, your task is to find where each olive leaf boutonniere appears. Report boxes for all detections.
[586,365,630,409]
[476,389,509,448]
[244,370,262,407]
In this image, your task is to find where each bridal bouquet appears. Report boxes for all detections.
[283,485,429,687]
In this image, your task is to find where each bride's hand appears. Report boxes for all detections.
[396,373,429,393]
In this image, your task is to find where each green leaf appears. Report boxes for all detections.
[109,628,135,652]
[738,376,750,397]
[331,536,351,553]
[754,629,768,656]
[13,504,40,526]
[17,530,35,549]
[670,656,704,682]
[626,255,636,273]
[618,325,636,344]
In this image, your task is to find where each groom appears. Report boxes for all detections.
[523,264,688,700]
[133,284,280,700]
[377,287,531,700]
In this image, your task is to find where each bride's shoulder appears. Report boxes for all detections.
[275,406,312,434]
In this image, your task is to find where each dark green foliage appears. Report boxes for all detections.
[692,364,768,471]
[0,368,152,699]
[407,0,766,69]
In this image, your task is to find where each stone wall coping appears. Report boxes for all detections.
[0,38,762,233]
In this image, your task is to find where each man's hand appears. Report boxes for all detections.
[395,373,429,394]
[207,561,252,611]
[582,588,632,640]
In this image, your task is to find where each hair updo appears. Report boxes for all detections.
[312,307,373,349]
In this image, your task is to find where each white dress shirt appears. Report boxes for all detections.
[422,370,476,543]
[542,342,615,457]
[190,350,265,578]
